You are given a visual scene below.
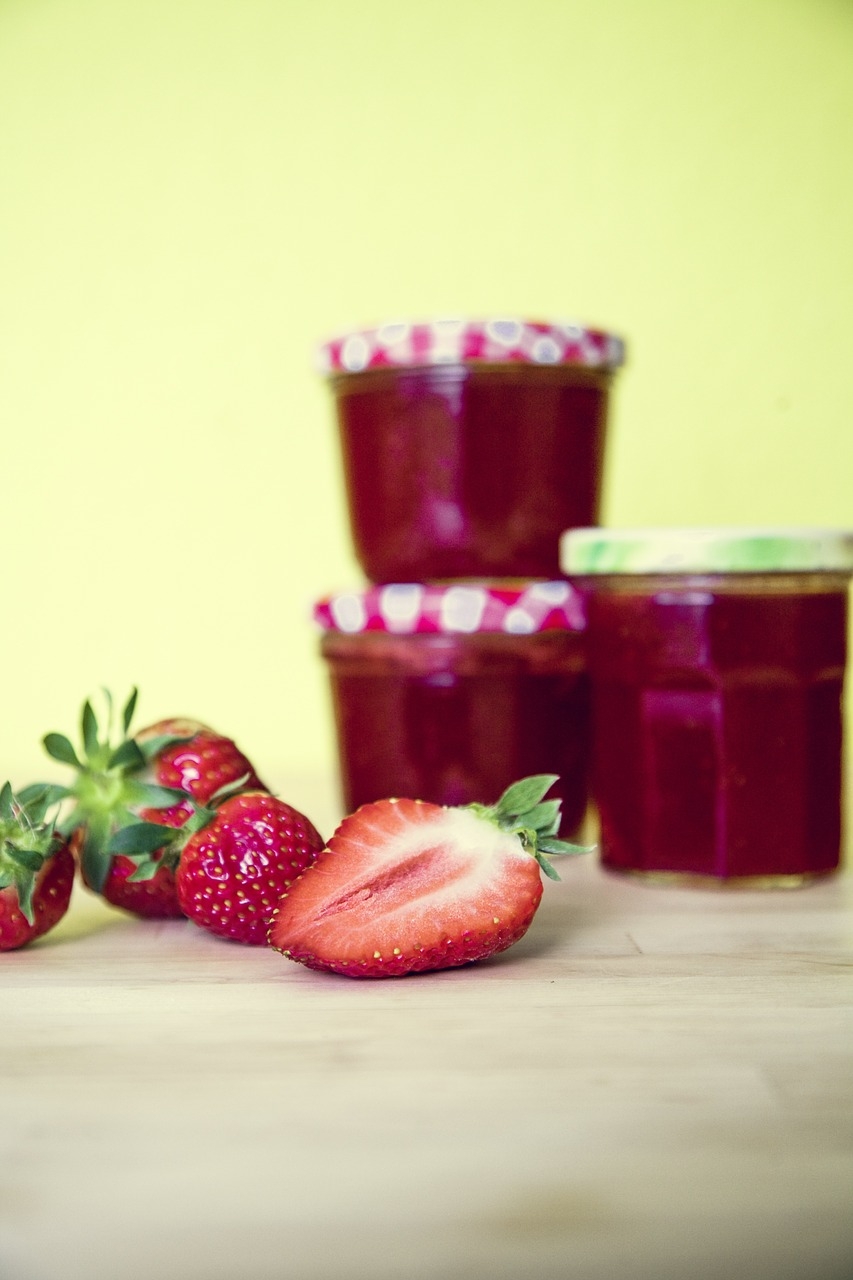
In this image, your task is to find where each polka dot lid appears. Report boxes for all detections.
[314,581,586,635]
[316,318,625,375]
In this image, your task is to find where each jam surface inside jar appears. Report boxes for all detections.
[583,574,849,883]
[321,629,590,837]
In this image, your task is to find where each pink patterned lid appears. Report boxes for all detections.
[316,318,625,375]
[314,581,586,635]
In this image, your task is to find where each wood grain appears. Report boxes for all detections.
[1,790,851,1280]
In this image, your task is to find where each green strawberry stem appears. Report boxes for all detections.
[35,688,194,893]
[0,782,65,925]
[106,804,214,881]
[103,775,250,881]
[468,774,594,881]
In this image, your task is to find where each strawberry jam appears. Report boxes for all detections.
[563,529,853,886]
[315,582,590,837]
[317,319,624,583]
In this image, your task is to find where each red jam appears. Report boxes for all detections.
[319,628,590,836]
[580,575,849,883]
[318,321,624,584]
[329,363,612,582]
[316,582,591,830]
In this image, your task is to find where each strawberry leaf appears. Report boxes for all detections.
[534,850,563,881]
[494,774,558,819]
[82,700,100,760]
[4,843,45,873]
[108,739,146,771]
[207,772,252,805]
[122,687,138,735]
[17,782,69,812]
[79,813,112,893]
[465,775,593,883]
[14,872,36,925]
[125,852,166,882]
[108,822,174,855]
[515,799,562,838]
[23,795,50,826]
[537,836,595,855]
[43,733,82,769]
[0,807,54,924]
[126,781,191,810]
[0,783,14,822]
[183,804,218,834]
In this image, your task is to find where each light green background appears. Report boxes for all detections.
[1,0,851,807]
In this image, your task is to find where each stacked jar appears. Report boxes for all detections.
[313,318,626,837]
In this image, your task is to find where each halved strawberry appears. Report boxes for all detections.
[38,689,266,918]
[0,782,75,951]
[268,775,588,978]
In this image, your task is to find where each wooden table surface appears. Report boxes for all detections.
[2,784,852,1280]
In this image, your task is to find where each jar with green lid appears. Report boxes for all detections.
[561,527,853,886]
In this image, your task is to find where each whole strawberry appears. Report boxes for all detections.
[135,717,267,823]
[39,689,267,918]
[268,775,588,978]
[0,782,75,951]
[172,791,325,944]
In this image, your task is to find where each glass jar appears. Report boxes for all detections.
[562,528,853,886]
[315,581,590,835]
[316,318,625,583]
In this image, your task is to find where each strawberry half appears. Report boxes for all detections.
[268,775,588,979]
[0,782,75,951]
[38,689,267,918]
[170,791,325,944]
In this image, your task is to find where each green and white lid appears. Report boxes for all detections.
[561,527,853,575]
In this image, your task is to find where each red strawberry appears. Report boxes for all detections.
[269,775,588,979]
[86,811,189,920]
[171,791,324,944]
[0,783,74,951]
[39,689,267,918]
[136,717,267,821]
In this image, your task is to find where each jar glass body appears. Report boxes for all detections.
[320,629,590,836]
[578,571,850,885]
[329,363,613,582]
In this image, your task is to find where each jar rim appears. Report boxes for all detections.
[561,527,853,575]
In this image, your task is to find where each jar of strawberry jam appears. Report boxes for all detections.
[315,580,590,836]
[316,318,625,583]
[561,528,853,886]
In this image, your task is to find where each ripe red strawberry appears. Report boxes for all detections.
[83,810,189,920]
[269,775,588,978]
[39,689,267,918]
[0,782,75,951]
[171,791,325,944]
[135,717,267,822]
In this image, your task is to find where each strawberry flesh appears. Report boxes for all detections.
[269,798,544,978]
